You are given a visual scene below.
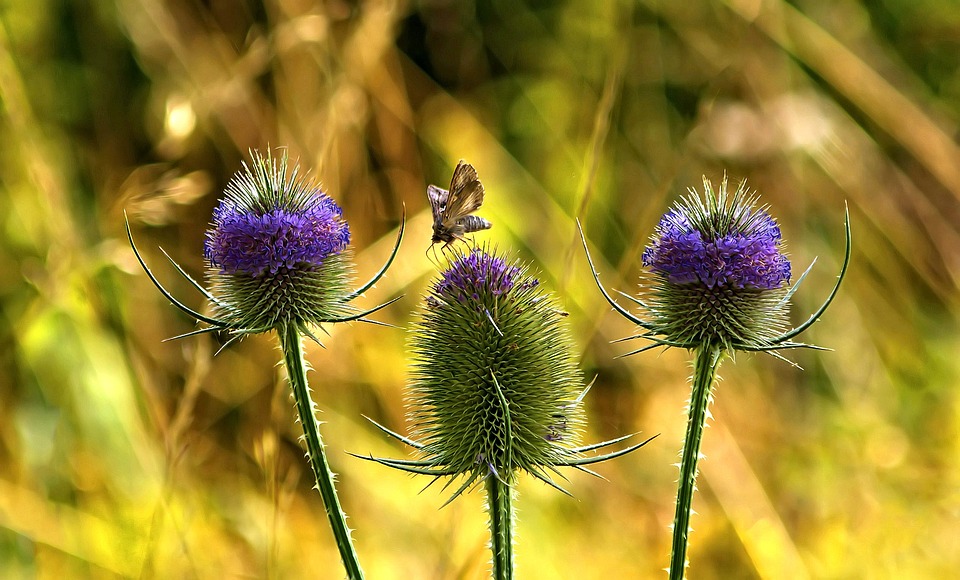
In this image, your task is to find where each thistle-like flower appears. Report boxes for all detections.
[126,150,404,580]
[637,178,791,352]
[203,178,353,330]
[359,246,654,579]
[579,176,850,580]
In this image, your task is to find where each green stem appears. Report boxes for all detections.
[279,323,364,580]
[485,475,514,580]
[487,371,514,580]
[669,345,723,580]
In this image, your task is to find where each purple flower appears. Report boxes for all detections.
[642,207,790,290]
[204,194,349,277]
[433,248,539,304]
[581,173,851,355]
[618,176,796,350]
[193,151,366,331]
[127,149,405,342]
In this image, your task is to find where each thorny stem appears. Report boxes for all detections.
[486,371,515,580]
[280,323,364,579]
[486,474,515,580]
[669,345,723,580]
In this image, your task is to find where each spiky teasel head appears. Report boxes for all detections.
[202,151,354,332]
[125,149,404,346]
[579,174,851,359]
[360,245,654,501]
[640,176,791,351]
[413,246,585,484]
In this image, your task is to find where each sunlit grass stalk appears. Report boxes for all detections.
[280,322,363,579]
[669,345,722,579]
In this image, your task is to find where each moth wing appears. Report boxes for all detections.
[441,160,484,225]
[426,184,449,226]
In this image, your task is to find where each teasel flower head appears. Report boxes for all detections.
[359,245,654,502]
[125,149,404,348]
[580,175,850,580]
[640,177,791,350]
[580,175,851,359]
[126,149,405,578]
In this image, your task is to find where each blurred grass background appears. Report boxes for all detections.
[1,0,959,578]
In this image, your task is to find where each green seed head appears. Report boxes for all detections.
[408,246,586,485]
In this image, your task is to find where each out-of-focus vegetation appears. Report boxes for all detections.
[1,0,958,578]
